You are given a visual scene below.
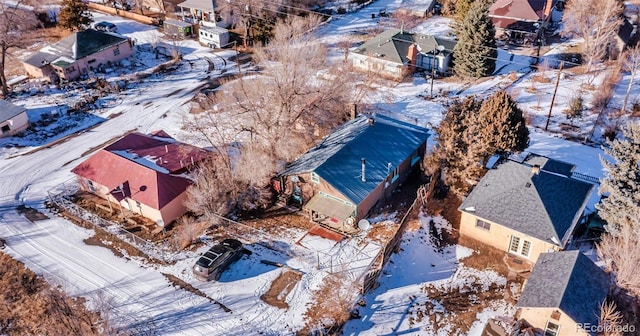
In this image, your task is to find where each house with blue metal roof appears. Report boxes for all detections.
[458,152,594,264]
[516,250,610,336]
[278,114,429,233]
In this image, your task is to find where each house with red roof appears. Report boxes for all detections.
[72,131,209,226]
[489,0,565,41]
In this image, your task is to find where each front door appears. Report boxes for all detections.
[509,235,532,258]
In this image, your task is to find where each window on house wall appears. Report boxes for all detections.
[113,47,120,56]
[509,236,520,253]
[1,125,10,133]
[544,321,560,336]
[136,201,142,214]
[521,240,532,257]
[391,166,400,183]
[88,180,96,192]
[550,310,561,320]
[475,219,490,231]
[509,235,533,258]
[310,172,320,184]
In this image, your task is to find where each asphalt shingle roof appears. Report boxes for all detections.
[0,100,27,123]
[24,29,128,68]
[517,251,609,335]
[281,115,429,205]
[353,29,456,65]
[459,157,594,246]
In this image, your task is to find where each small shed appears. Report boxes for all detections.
[164,19,193,38]
[198,25,229,48]
[0,100,29,138]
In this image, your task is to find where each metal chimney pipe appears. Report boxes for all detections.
[361,158,366,182]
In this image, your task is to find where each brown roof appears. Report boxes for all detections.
[72,131,209,209]
[489,0,556,28]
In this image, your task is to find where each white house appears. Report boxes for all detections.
[0,100,29,138]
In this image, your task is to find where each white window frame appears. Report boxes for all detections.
[544,321,560,336]
[509,235,532,258]
[310,172,320,184]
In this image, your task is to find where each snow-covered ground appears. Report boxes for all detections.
[342,215,515,336]
[0,1,630,335]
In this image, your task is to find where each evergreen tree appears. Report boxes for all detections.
[427,91,529,197]
[476,90,529,155]
[596,122,640,236]
[59,0,92,31]
[426,96,481,196]
[453,0,497,78]
[454,0,494,32]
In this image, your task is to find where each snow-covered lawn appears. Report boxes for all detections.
[343,215,516,335]
[0,1,625,335]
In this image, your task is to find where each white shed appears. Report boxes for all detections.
[198,25,229,49]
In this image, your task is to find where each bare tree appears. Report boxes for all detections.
[620,44,640,114]
[0,1,40,97]
[184,15,354,216]
[599,300,624,336]
[597,215,640,299]
[562,0,624,71]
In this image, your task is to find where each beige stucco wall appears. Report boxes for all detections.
[57,40,135,80]
[459,212,561,263]
[23,40,133,81]
[518,308,589,336]
[351,53,408,81]
[0,111,29,138]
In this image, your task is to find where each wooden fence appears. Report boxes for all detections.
[87,3,161,26]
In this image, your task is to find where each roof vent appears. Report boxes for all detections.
[525,182,531,188]
[531,164,541,175]
[464,206,476,212]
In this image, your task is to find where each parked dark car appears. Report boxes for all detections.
[93,21,117,33]
[193,239,244,281]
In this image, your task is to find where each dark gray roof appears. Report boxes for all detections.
[353,29,456,65]
[0,100,27,123]
[281,115,429,205]
[521,152,576,176]
[517,251,609,334]
[459,157,593,246]
[24,29,128,68]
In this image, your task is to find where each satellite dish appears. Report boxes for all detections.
[358,219,371,231]
[346,217,355,226]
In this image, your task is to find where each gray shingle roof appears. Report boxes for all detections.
[459,157,594,246]
[24,29,128,68]
[281,115,429,205]
[517,251,609,334]
[0,100,27,123]
[353,29,456,65]
[521,153,575,176]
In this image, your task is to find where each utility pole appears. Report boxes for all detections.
[545,61,563,131]
[234,40,242,74]
[430,55,436,98]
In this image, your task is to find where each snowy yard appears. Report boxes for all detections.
[0,0,630,334]
[343,214,517,336]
